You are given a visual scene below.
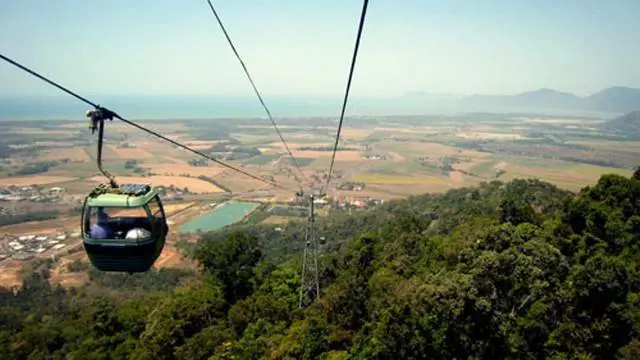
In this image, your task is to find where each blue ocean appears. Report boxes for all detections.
[0,95,420,121]
[0,95,619,121]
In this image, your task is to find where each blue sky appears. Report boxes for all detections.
[1,0,640,98]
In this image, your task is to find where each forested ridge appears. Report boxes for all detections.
[3,174,640,359]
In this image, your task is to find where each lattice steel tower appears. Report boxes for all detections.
[299,193,321,308]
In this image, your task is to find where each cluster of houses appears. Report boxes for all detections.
[335,197,384,210]
[362,154,388,160]
[157,186,192,201]
[0,185,69,203]
[0,231,81,262]
[338,182,366,191]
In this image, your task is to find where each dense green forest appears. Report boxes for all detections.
[3,174,640,359]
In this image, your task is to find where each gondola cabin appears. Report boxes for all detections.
[81,183,168,273]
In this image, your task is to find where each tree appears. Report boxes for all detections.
[195,231,263,302]
[498,198,538,226]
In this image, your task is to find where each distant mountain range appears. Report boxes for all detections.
[459,86,640,113]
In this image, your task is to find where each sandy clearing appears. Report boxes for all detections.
[0,260,23,289]
[154,246,195,269]
[49,251,90,288]
[38,148,90,162]
[0,175,77,186]
[88,175,225,193]
[449,171,463,183]
[154,247,180,268]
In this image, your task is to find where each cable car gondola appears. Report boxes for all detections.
[81,183,168,273]
[81,108,168,273]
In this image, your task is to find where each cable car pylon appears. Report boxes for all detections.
[299,191,324,308]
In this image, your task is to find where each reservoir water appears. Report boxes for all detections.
[179,202,258,233]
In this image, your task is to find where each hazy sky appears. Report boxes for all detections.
[1,0,640,98]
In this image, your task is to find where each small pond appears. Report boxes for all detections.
[179,202,258,233]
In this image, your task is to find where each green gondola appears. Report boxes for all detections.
[81,183,168,273]
[80,107,168,273]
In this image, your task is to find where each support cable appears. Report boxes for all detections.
[0,53,291,191]
[205,0,311,189]
[324,0,369,193]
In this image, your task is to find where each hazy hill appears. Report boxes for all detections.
[586,86,640,113]
[603,110,640,137]
[460,86,640,113]
[462,88,583,109]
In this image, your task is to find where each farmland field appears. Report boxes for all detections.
[244,154,282,165]
[353,173,453,186]
[88,175,226,193]
[2,113,640,289]
[0,260,24,289]
[37,147,90,162]
[261,215,299,225]
[109,146,155,159]
[144,163,226,177]
[0,175,77,186]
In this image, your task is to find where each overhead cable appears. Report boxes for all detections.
[205,0,311,189]
[0,53,291,191]
[325,0,370,192]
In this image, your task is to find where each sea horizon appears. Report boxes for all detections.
[0,94,621,121]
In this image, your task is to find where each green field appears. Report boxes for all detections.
[469,160,498,176]
[294,158,315,166]
[569,163,633,177]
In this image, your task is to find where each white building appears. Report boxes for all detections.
[8,241,24,251]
